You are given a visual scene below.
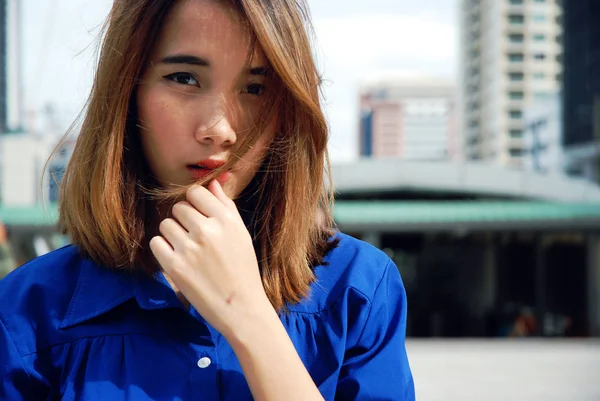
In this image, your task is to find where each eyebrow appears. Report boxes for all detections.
[248,67,268,76]
[160,55,210,66]
[159,54,269,76]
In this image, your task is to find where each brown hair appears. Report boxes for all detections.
[53,0,338,311]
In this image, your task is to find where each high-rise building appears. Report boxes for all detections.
[0,0,21,134]
[523,91,563,174]
[358,75,458,161]
[562,0,600,181]
[0,0,6,134]
[460,0,562,169]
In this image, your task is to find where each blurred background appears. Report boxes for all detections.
[0,0,599,399]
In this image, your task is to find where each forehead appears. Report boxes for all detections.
[152,0,266,65]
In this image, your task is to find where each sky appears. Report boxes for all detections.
[21,0,457,161]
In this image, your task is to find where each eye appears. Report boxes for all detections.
[163,72,200,87]
[244,83,266,96]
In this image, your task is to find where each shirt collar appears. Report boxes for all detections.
[60,257,183,330]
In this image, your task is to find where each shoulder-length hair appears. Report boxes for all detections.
[54,0,337,311]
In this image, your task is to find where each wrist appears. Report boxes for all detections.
[222,301,283,352]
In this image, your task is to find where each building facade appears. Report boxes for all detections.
[331,159,600,337]
[561,0,600,181]
[0,0,21,134]
[523,91,563,174]
[460,0,562,169]
[359,75,458,161]
[0,0,6,134]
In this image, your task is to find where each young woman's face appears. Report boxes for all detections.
[137,0,275,199]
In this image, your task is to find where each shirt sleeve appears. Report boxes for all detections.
[0,317,32,400]
[336,260,415,401]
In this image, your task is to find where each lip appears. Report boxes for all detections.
[189,159,226,169]
[186,159,232,184]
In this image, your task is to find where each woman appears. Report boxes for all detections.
[0,0,415,399]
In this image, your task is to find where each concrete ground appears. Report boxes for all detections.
[406,339,600,401]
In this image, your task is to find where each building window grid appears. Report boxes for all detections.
[510,129,524,138]
[508,53,525,62]
[509,33,525,43]
[509,110,523,119]
[532,14,546,22]
[509,72,525,81]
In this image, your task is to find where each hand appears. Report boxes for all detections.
[149,180,272,338]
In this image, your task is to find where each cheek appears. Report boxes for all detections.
[139,90,174,134]
[137,88,188,152]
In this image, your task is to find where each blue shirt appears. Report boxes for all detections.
[0,232,414,400]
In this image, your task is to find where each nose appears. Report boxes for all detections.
[195,113,237,147]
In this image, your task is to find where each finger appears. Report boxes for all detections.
[172,201,207,233]
[208,179,238,213]
[149,235,175,269]
[158,218,188,250]
[186,184,225,218]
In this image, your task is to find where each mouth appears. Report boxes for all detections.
[190,159,226,170]
[186,160,232,183]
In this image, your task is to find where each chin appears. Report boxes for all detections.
[221,181,241,200]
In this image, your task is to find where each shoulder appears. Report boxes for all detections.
[0,245,83,304]
[289,232,398,313]
[0,245,85,353]
[325,232,394,297]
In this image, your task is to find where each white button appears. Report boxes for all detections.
[197,357,211,369]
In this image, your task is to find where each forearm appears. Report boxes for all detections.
[225,307,324,401]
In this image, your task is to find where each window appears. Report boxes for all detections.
[534,0,545,3]
[509,110,523,119]
[509,0,524,4]
[509,34,524,43]
[534,92,550,100]
[509,15,525,24]
[509,148,525,157]
[510,129,524,138]
[509,91,525,100]
[533,72,545,80]
[508,53,524,62]
[509,72,524,81]
[533,14,546,22]
[533,34,546,41]
[534,53,546,60]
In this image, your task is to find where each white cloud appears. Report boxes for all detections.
[21,1,457,161]
[315,14,455,66]
[312,13,457,161]
[23,0,112,128]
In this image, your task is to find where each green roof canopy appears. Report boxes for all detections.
[333,201,600,232]
[0,204,58,228]
[2,201,600,233]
